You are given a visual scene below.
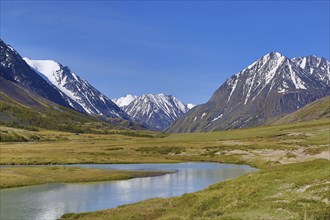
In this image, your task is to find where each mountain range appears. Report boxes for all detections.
[1,38,329,133]
[0,39,146,131]
[22,57,194,130]
[168,52,330,132]
[0,39,190,131]
[114,94,191,130]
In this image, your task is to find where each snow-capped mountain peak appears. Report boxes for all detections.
[112,94,137,107]
[187,103,196,109]
[224,52,319,105]
[169,52,330,133]
[23,58,77,101]
[115,93,190,130]
[23,58,129,119]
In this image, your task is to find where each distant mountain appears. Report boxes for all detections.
[273,95,330,125]
[23,58,130,119]
[0,39,71,108]
[168,52,330,133]
[113,94,137,108]
[116,94,189,130]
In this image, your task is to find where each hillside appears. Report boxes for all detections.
[274,95,330,124]
[0,78,142,134]
[0,89,98,133]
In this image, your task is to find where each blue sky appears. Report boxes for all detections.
[1,0,329,105]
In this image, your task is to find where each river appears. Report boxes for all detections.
[0,162,256,220]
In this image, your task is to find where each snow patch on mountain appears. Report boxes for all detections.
[227,77,238,102]
[113,94,137,107]
[187,103,196,109]
[211,114,223,122]
[299,57,307,69]
[23,58,77,102]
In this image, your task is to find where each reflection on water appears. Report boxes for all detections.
[0,162,256,220]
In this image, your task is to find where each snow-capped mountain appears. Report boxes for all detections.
[0,39,71,108]
[187,103,196,109]
[112,94,137,108]
[23,58,129,119]
[292,55,330,86]
[169,52,330,133]
[117,94,190,130]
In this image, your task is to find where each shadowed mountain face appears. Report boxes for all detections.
[0,76,46,109]
[0,39,71,108]
[168,52,330,133]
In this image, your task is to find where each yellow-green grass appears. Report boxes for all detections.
[0,126,166,142]
[1,119,328,168]
[0,119,329,219]
[62,159,330,220]
[0,166,173,188]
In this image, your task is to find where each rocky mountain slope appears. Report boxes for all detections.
[168,52,330,132]
[0,39,71,108]
[23,58,129,119]
[292,55,330,86]
[116,94,189,130]
[0,74,104,132]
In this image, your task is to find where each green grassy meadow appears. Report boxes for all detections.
[1,118,328,168]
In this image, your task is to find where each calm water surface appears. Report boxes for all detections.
[0,162,256,220]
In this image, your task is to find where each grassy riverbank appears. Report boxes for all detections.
[61,159,330,220]
[0,166,173,188]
